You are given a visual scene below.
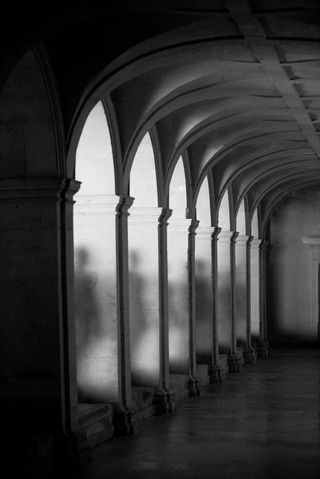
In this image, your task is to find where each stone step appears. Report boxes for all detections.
[196,364,210,387]
[169,374,190,401]
[76,403,114,451]
[131,387,157,424]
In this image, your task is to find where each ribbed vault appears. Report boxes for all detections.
[63,0,320,229]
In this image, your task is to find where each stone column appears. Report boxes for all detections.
[229,231,243,371]
[115,196,134,433]
[235,234,256,364]
[167,217,198,396]
[158,208,176,412]
[0,178,79,464]
[258,239,269,357]
[188,219,200,395]
[244,236,257,364]
[250,238,262,351]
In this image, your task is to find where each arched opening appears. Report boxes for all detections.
[74,101,120,411]
[250,209,261,343]
[235,200,249,350]
[167,157,191,395]
[217,190,234,356]
[195,176,213,385]
[128,132,161,406]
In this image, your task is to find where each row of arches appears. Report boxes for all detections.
[72,101,266,427]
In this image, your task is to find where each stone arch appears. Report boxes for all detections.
[73,100,120,405]
[0,46,64,178]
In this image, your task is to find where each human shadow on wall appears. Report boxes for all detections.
[168,269,189,375]
[217,271,232,354]
[129,249,156,387]
[74,247,102,402]
[235,281,247,347]
[195,259,213,364]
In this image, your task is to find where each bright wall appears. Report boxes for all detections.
[269,187,320,346]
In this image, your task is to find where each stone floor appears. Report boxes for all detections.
[79,350,320,479]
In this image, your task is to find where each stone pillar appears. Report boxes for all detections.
[229,231,243,371]
[188,219,200,395]
[235,234,249,347]
[250,238,264,357]
[235,234,256,364]
[0,178,79,466]
[157,208,176,412]
[167,217,198,396]
[244,236,257,364]
[115,196,134,433]
[258,239,269,357]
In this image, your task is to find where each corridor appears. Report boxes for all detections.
[80,350,320,479]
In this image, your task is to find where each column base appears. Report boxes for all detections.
[227,352,243,373]
[243,346,257,365]
[113,407,134,436]
[209,362,227,383]
[154,389,176,414]
[257,340,269,358]
[188,376,200,396]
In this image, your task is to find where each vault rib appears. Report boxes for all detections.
[222,0,320,158]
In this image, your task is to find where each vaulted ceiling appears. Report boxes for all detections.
[2,0,320,228]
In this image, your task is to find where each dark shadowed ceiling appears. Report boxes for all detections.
[1,0,320,229]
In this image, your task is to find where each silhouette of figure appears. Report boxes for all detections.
[74,247,100,353]
[129,249,158,386]
[195,259,212,362]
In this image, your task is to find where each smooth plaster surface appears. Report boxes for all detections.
[269,188,320,345]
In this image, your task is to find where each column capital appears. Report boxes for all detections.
[211,226,222,240]
[188,218,200,235]
[259,239,269,251]
[116,196,134,217]
[251,238,262,248]
[0,177,80,201]
[246,235,254,246]
[158,207,172,225]
[218,230,238,243]
[235,234,250,246]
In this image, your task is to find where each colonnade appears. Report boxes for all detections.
[71,103,269,439]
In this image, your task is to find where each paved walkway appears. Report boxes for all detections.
[79,350,320,478]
